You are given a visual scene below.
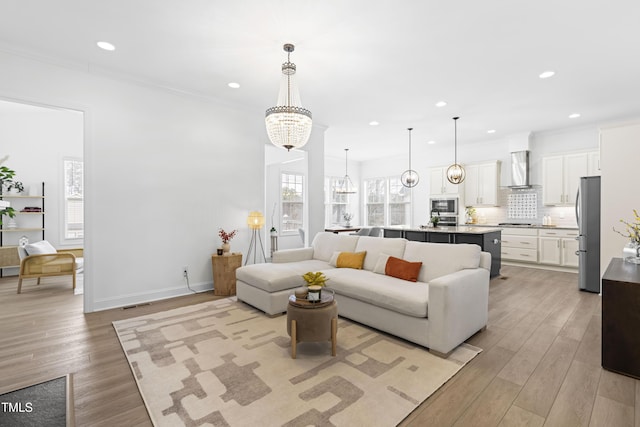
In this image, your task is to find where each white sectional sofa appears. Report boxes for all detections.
[236,232,490,356]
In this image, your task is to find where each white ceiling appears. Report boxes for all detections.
[1,0,639,161]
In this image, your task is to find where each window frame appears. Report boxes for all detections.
[280,171,305,235]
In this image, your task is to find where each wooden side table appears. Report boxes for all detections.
[211,253,242,296]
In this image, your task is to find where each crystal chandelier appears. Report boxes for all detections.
[446,117,466,184]
[265,43,312,151]
[401,127,419,188]
[335,148,357,194]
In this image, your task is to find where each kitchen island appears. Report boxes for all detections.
[383,226,502,277]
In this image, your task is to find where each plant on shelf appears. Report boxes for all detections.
[0,165,20,193]
[0,164,19,224]
[302,271,328,288]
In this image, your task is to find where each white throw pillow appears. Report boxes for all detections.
[24,240,57,255]
[373,253,391,274]
[329,251,341,267]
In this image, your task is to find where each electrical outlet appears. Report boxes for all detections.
[182,266,189,278]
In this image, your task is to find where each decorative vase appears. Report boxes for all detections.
[307,285,322,302]
[623,241,640,264]
[222,242,231,254]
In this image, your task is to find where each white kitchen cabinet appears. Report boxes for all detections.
[464,161,500,207]
[588,151,601,176]
[429,166,463,196]
[539,229,579,266]
[501,228,538,263]
[542,152,589,205]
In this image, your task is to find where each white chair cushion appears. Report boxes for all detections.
[24,240,57,255]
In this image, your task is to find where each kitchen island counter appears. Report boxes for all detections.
[383,227,502,277]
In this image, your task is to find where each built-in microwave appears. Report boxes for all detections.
[430,197,459,215]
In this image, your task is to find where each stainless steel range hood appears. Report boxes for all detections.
[509,150,531,188]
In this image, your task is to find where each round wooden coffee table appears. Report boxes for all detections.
[286,290,337,359]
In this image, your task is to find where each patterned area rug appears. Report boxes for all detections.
[113,298,481,427]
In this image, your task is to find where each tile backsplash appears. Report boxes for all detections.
[468,187,578,227]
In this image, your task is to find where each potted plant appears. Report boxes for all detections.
[0,165,20,194]
[218,228,237,254]
[302,271,328,302]
[430,215,440,228]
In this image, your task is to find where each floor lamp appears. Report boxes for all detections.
[246,211,266,265]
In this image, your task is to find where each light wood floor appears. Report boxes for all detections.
[0,266,637,426]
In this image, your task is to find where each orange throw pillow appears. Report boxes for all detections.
[385,256,422,282]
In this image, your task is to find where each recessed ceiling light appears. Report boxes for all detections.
[539,71,555,79]
[228,82,240,89]
[96,41,115,51]
[369,121,379,126]
[427,140,436,145]
[487,129,496,134]
[569,113,581,119]
[435,101,447,107]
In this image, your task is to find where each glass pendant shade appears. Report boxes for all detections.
[335,148,357,194]
[265,44,313,151]
[401,127,419,188]
[446,117,466,184]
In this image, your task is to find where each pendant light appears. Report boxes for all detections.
[446,116,466,184]
[335,148,357,194]
[265,43,313,151]
[401,127,419,188]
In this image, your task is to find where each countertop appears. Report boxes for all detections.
[385,226,502,234]
[464,223,578,231]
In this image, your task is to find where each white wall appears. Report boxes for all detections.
[0,50,265,312]
[600,120,640,275]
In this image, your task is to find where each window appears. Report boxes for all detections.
[281,172,304,233]
[325,176,349,225]
[63,158,84,239]
[364,178,386,226]
[388,177,411,226]
[364,176,411,227]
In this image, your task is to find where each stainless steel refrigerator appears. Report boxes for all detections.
[576,176,601,293]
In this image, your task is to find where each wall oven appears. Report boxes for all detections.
[430,198,458,215]
[430,198,459,226]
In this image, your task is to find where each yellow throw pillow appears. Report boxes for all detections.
[336,251,367,269]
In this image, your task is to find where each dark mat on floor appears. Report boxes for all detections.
[0,375,72,427]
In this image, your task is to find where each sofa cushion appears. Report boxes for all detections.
[354,236,407,272]
[311,232,359,262]
[385,256,422,282]
[324,268,428,318]
[403,242,481,283]
[329,251,366,269]
[236,259,333,293]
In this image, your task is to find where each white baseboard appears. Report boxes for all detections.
[90,281,213,312]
